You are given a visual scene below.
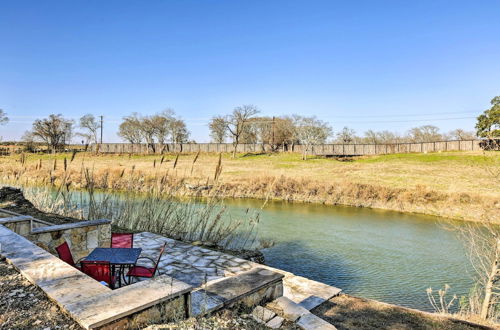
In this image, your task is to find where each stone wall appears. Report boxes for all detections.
[27,219,112,262]
[0,223,193,330]
[0,209,111,262]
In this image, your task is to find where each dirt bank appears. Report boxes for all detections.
[312,294,494,330]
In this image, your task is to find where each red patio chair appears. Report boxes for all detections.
[55,241,81,270]
[111,233,134,248]
[126,243,167,282]
[81,260,116,288]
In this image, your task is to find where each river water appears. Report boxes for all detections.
[221,198,474,312]
[3,182,474,312]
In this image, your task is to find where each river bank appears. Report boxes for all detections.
[1,193,493,329]
[0,151,498,223]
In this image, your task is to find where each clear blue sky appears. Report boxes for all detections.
[1,0,499,142]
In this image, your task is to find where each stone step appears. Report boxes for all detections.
[266,296,309,322]
[297,313,337,330]
[267,296,337,330]
[191,267,284,317]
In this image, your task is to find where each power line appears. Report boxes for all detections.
[334,116,476,124]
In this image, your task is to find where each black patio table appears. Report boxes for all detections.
[85,247,142,287]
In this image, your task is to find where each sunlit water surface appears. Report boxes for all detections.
[222,198,473,312]
[3,183,473,312]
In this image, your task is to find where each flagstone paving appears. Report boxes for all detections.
[134,232,341,311]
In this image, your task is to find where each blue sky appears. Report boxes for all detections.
[1,0,499,142]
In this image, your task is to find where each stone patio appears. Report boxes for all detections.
[134,232,341,312]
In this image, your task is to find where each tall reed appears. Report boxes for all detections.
[15,153,260,250]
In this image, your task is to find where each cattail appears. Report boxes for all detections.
[64,157,67,172]
[173,153,179,169]
[214,153,222,181]
[160,155,165,164]
[70,149,77,162]
[53,159,57,171]
[153,159,156,168]
[190,151,200,175]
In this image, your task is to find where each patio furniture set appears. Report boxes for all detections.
[55,233,166,289]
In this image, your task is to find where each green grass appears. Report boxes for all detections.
[356,151,498,164]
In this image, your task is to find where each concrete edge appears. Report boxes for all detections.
[31,219,111,234]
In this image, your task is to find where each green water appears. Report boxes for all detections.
[4,183,474,312]
[221,198,474,312]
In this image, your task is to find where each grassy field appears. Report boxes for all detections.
[0,150,498,222]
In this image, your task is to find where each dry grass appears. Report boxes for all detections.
[0,151,498,222]
[313,294,495,330]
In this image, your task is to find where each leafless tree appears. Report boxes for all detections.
[170,118,189,151]
[31,114,74,152]
[78,114,101,146]
[151,109,175,151]
[139,116,157,153]
[0,109,8,125]
[407,125,442,142]
[225,105,259,158]
[209,116,227,143]
[336,126,356,144]
[118,113,143,144]
[435,155,500,322]
[447,129,476,141]
[453,217,500,320]
[294,115,332,160]
[21,131,36,152]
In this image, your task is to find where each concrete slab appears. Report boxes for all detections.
[65,275,192,329]
[283,275,342,310]
[266,316,285,329]
[266,296,309,322]
[0,224,111,307]
[252,306,276,323]
[297,313,337,330]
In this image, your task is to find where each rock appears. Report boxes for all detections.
[297,313,337,330]
[252,306,276,323]
[266,316,284,329]
[266,296,309,322]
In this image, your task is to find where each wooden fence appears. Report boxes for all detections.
[91,140,482,156]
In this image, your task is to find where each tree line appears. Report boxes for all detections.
[0,94,498,154]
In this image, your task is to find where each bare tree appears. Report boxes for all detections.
[0,109,8,125]
[118,113,143,144]
[336,126,356,144]
[225,105,259,158]
[139,116,157,153]
[209,116,227,143]
[151,109,175,151]
[432,155,500,322]
[362,129,379,144]
[170,118,189,152]
[21,131,36,152]
[31,114,74,152]
[407,125,442,142]
[447,129,476,141]
[78,114,101,146]
[294,115,332,160]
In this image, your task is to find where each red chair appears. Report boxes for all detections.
[126,243,167,282]
[81,260,116,288]
[111,233,134,248]
[55,241,81,270]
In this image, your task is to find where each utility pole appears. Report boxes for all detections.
[272,116,275,149]
[99,115,103,144]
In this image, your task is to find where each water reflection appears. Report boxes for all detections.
[221,198,474,311]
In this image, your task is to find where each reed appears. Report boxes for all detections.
[14,154,260,250]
